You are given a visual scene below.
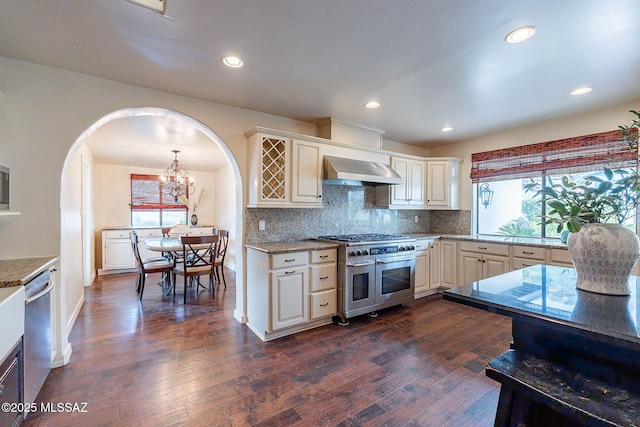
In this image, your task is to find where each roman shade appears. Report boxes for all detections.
[470,129,638,183]
[130,174,186,210]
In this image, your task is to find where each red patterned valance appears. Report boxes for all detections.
[470,129,638,183]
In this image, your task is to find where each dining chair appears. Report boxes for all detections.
[130,232,174,300]
[213,229,229,289]
[173,234,219,303]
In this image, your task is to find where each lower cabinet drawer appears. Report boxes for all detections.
[271,251,307,269]
[310,263,336,292]
[512,257,543,270]
[310,289,336,320]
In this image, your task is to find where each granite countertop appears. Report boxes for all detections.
[245,240,339,254]
[0,256,59,288]
[444,264,639,343]
[435,234,567,249]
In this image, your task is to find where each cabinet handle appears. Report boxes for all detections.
[478,246,487,250]
[319,276,329,280]
[319,302,329,307]
[319,255,329,258]
[284,259,296,262]
[522,251,534,255]
[482,259,486,263]
[284,270,297,275]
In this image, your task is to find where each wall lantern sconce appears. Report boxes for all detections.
[478,183,494,209]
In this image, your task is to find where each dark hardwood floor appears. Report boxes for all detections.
[23,269,512,427]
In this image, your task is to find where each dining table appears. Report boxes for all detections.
[144,237,216,295]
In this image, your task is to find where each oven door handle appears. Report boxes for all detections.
[375,258,415,264]
[346,261,375,267]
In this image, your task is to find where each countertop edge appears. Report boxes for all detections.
[245,241,339,254]
[0,256,59,288]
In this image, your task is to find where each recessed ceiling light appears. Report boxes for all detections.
[222,56,244,68]
[441,126,454,132]
[364,100,380,109]
[570,86,593,96]
[505,26,537,44]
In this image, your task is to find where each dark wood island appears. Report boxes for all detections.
[443,264,640,427]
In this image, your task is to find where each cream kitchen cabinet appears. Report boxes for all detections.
[414,238,439,298]
[245,129,322,208]
[512,245,546,270]
[376,157,425,209]
[270,253,308,330]
[309,249,337,319]
[429,240,441,289]
[546,248,573,268]
[425,159,461,210]
[440,239,458,288]
[390,157,425,207]
[246,245,337,341]
[292,140,323,204]
[458,241,510,285]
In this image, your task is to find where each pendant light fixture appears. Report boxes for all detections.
[160,150,195,202]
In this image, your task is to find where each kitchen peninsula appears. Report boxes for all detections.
[443,265,640,426]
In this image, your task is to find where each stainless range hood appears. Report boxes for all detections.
[323,155,403,186]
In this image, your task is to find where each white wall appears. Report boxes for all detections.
[430,101,640,212]
[212,165,236,270]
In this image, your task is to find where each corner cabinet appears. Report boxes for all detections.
[246,246,337,341]
[246,129,322,208]
[425,159,461,210]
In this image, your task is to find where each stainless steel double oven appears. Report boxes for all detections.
[318,234,416,325]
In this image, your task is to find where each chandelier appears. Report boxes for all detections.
[160,150,195,202]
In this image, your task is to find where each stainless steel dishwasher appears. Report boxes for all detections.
[24,269,53,406]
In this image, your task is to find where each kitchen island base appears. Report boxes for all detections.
[443,265,640,427]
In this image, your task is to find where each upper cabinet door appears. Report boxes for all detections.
[291,140,322,205]
[425,159,460,210]
[390,157,409,205]
[407,160,425,206]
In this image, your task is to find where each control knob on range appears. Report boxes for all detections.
[399,246,405,252]
[349,250,356,257]
[362,249,369,256]
[356,250,362,256]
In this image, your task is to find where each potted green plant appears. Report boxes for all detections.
[524,110,640,295]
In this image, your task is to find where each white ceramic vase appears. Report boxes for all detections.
[567,223,640,295]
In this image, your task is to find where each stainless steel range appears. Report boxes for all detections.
[318,234,416,325]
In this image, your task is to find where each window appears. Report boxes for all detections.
[130,174,187,227]
[472,130,638,238]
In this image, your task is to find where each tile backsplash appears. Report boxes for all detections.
[245,184,471,243]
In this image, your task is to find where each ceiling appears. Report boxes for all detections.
[1,0,639,170]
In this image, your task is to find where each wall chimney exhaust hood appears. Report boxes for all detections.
[323,156,402,186]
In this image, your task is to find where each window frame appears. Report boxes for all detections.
[130,174,188,227]
[471,130,639,238]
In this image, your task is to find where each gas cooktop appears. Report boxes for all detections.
[317,233,411,243]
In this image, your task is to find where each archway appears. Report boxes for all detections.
[58,107,245,365]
